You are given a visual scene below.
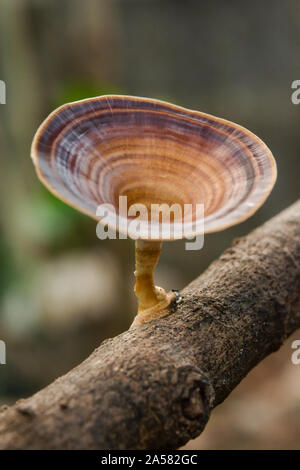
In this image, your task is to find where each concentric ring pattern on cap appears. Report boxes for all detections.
[31,95,277,239]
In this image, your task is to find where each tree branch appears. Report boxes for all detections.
[0,201,300,450]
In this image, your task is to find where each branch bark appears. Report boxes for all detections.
[0,201,300,450]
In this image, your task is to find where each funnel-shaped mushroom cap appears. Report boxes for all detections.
[31,95,276,238]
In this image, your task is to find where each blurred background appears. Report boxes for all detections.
[0,0,299,449]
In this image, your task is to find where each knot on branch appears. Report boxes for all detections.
[172,365,215,415]
[158,364,215,447]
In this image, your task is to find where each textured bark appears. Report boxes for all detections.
[0,201,299,450]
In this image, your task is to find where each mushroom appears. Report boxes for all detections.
[31,95,277,326]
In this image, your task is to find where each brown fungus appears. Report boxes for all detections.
[31,95,277,326]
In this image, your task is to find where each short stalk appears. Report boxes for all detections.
[131,239,175,326]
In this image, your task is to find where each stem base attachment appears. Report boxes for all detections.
[132,239,176,327]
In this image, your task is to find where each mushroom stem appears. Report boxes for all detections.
[132,239,175,326]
